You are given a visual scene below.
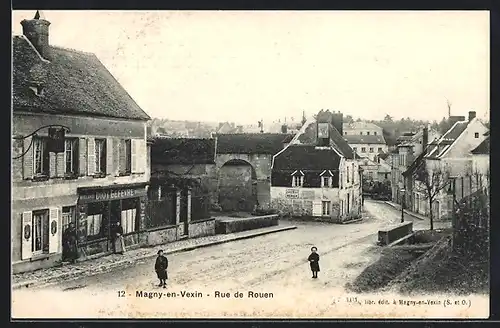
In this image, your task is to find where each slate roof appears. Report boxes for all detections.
[343,121,383,131]
[290,119,354,159]
[426,121,468,159]
[216,133,293,154]
[282,134,295,143]
[471,136,490,155]
[12,35,150,120]
[272,145,341,171]
[151,138,215,165]
[344,134,386,145]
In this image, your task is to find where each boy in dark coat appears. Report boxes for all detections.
[62,223,78,264]
[155,250,168,288]
[308,246,320,279]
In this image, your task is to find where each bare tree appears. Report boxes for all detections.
[413,163,450,230]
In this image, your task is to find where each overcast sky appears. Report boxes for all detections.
[12,10,489,124]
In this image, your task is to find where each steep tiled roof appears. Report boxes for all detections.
[272,145,341,171]
[12,35,150,120]
[216,133,293,154]
[343,121,383,131]
[471,136,490,155]
[282,134,295,143]
[290,119,354,159]
[151,138,215,165]
[440,121,468,142]
[344,134,386,145]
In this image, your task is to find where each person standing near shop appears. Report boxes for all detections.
[111,221,126,255]
[155,250,168,288]
[62,222,78,264]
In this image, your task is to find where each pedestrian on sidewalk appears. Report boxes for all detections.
[307,246,320,279]
[155,249,169,288]
[111,221,126,255]
[62,223,78,264]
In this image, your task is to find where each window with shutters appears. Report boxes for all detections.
[64,138,79,175]
[33,137,49,176]
[322,201,331,216]
[32,209,49,255]
[94,139,107,175]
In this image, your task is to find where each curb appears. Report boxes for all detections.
[340,218,363,225]
[12,225,297,290]
[384,201,425,221]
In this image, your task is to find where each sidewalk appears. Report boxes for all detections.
[384,201,428,221]
[12,223,296,290]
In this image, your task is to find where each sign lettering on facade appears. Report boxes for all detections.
[79,188,146,203]
[285,189,300,199]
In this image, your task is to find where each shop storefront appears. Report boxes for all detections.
[76,183,148,257]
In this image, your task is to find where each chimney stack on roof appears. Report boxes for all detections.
[21,10,51,60]
[468,111,476,122]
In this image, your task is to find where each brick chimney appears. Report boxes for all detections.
[330,110,343,136]
[468,111,476,122]
[422,126,429,148]
[21,10,51,60]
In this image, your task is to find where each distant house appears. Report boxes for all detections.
[403,111,488,219]
[148,138,217,244]
[471,132,490,192]
[271,110,362,222]
[215,133,293,211]
[359,157,391,183]
[343,122,387,161]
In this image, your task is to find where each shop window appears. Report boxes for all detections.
[322,201,331,216]
[86,202,107,240]
[32,209,49,255]
[33,137,49,176]
[94,139,107,174]
[121,198,138,234]
[64,138,79,175]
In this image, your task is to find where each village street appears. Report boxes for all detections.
[12,201,449,318]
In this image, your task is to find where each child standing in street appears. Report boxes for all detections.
[155,249,169,288]
[308,246,320,279]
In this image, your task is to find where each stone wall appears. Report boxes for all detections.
[188,219,216,238]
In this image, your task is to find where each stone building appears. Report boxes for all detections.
[270,110,362,222]
[12,12,150,273]
[147,137,216,245]
[343,121,388,161]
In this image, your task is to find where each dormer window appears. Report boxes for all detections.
[29,84,44,96]
[320,170,334,188]
[291,170,304,187]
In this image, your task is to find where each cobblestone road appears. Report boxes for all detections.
[12,201,453,318]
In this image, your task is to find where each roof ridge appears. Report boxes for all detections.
[50,44,96,56]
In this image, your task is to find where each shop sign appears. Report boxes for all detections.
[285,189,299,199]
[79,188,146,203]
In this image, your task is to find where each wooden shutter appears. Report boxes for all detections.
[56,152,65,177]
[138,140,146,173]
[87,138,96,175]
[106,138,113,175]
[21,211,33,260]
[23,137,33,179]
[78,138,87,176]
[49,152,57,177]
[49,208,60,254]
[312,201,322,217]
[131,139,138,173]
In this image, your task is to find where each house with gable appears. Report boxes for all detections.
[343,121,388,161]
[402,111,488,219]
[270,110,362,222]
[12,12,151,273]
[471,131,490,193]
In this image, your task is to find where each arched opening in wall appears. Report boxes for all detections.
[218,159,258,213]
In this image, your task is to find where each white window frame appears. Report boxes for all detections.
[64,138,78,174]
[94,139,106,174]
[33,137,46,175]
[291,170,305,187]
[87,214,103,237]
[322,201,331,216]
[32,209,49,255]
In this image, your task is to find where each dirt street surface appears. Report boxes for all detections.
[13,201,476,319]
